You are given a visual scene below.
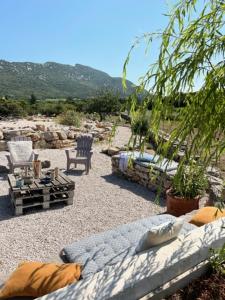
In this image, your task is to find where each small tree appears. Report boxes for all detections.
[30,93,37,105]
[86,89,121,121]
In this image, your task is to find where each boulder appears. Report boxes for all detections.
[66,131,76,139]
[50,140,62,149]
[3,130,21,140]
[57,131,67,140]
[36,124,45,131]
[102,147,120,156]
[27,132,41,142]
[43,131,59,142]
[33,140,48,149]
[0,141,7,151]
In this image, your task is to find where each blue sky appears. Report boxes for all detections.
[0,0,170,84]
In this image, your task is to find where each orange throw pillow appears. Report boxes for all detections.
[190,206,225,226]
[0,261,81,299]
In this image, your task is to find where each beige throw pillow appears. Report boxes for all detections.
[136,220,184,253]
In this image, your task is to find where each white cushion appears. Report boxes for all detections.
[7,141,33,163]
[136,220,184,252]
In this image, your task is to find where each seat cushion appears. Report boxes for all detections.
[62,214,196,278]
[190,206,225,226]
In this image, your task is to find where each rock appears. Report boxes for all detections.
[66,131,76,139]
[3,130,21,140]
[43,131,59,142]
[69,126,80,132]
[36,124,45,131]
[84,123,93,130]
[0,131,3,140]
[0,141,7,151]
[102,147,120,156]
[27,132,41,142]
[33,140,48,149]
[50,140,62,149]
[41,160,51,169]
[57,131,67,140]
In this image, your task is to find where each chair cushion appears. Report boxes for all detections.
[7,141,33,163]
[190,206,225,226]
[62,214,196,278]
[135,219,184,253]
[0,262,81,299]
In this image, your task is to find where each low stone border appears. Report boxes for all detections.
[111,154,225,202]
[112,154,173,195]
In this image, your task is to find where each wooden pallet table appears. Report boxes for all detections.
[8,171,75,216]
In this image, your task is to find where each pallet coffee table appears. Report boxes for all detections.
[8,171,75,216]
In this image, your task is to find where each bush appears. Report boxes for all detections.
[131,110,150,138]
[171,164,208,198]
[58,110,81,127]
[0,99,27,117]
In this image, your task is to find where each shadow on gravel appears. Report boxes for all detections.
[63,169,86,177]
[0,194,13,221]
[102,174,166,208]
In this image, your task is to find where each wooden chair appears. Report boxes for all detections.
[6,140,38,173]
[65,135,93,174]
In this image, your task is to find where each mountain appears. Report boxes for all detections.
[0,60,135,99]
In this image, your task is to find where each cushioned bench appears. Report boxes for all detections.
[61,214,196,278]
[38,217,225,300]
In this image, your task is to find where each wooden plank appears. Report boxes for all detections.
[55,176,68,185]
[59,172,71,183]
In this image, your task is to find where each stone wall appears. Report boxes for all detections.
[111,154,173,195]
[149,130,187,162]
[111,154,225,203]
[0,120,112,151]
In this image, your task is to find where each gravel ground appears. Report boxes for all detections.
[0,126,165,280]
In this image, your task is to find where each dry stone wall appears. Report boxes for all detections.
[0,120,112,151]
[111,154,225,203]
[111,154,173,195]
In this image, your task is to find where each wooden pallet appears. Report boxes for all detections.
[8,171,75,216]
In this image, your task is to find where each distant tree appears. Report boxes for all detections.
[66,96,74,102]
[30,93,37,105]
[87,89,121,121]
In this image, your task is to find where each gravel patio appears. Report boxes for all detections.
[0,126,165,280]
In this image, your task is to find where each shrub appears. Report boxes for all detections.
[0,99,27,117]
[58,110,81,127]
[131,110,150,146]
[171,163,208,199]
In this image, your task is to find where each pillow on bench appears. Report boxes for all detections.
[0,262,81,299]
[190,206,225,226]
[136,219,184,253]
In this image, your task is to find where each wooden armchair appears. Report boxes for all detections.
[65,135,93,174]
[6,140,38,173]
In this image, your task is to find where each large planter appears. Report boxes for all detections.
[166,189,200,217]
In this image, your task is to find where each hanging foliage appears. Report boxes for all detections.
[123,0,225,167]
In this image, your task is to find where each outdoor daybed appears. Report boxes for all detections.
[37,214,225,300]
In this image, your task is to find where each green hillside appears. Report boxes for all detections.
[0,60,135,99]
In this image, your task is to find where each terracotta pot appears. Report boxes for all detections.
[166,189,200,217]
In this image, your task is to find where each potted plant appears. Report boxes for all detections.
[166,164,208,217]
